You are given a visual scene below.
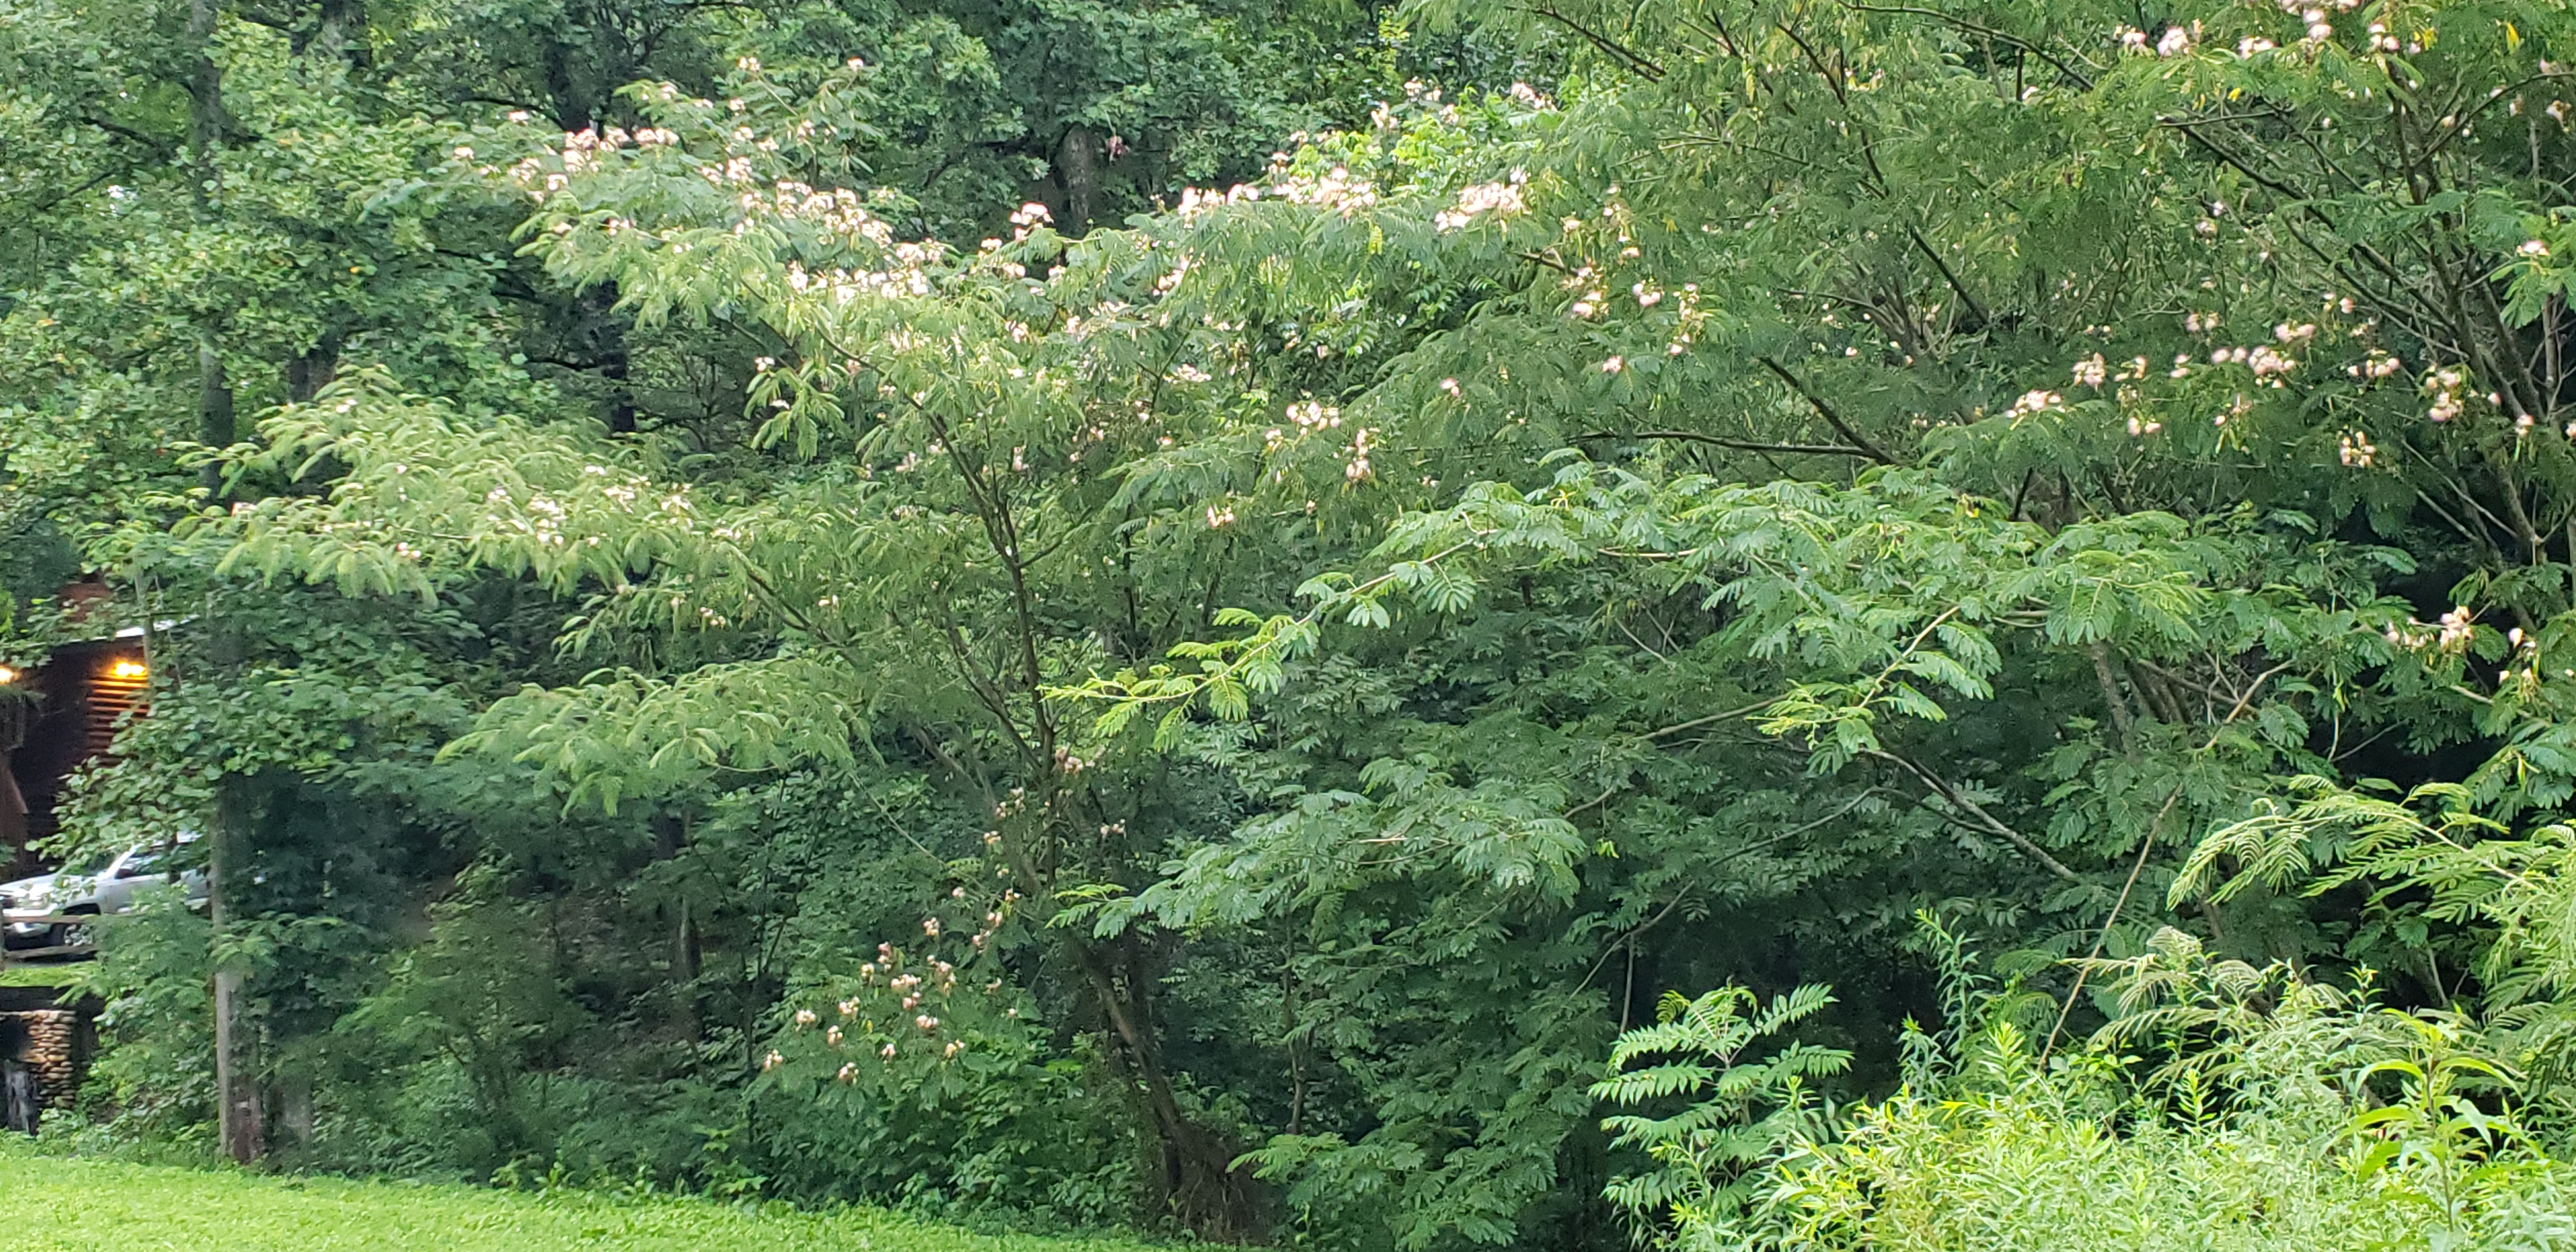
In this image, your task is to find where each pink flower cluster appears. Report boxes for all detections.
[1435,174,1529,232]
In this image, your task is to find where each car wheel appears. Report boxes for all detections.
[52,913,96,950]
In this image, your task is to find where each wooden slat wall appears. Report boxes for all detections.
[83,665,146,760]
[8,645,148,867]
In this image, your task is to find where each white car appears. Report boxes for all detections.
[0,840,206,950]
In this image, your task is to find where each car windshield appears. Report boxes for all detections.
[57,849,116,876]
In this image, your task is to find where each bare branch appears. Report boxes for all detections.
[1578,429,1884,459]
[1757,356,1901,464]
[1512,5,1666,80]
[1843,3,2097,90]
[1868,749,2082,883]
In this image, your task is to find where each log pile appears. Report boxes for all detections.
[1,1005,89,1118]
[13,1011,80,1108]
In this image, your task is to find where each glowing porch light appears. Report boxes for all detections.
[109,659,148,680]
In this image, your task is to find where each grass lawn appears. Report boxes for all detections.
[0,1150,1166,1252]
[0,962,81,988]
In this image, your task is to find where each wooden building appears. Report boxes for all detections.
[0,636,148,878]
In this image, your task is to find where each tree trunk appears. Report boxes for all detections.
[185,0,227,202]
[187,0,232,498]
[211,787,261,1164]
[540,36,597,133]
[653,813,698,1039]
[1062,931,1264,1239]
[275,1073,315,1153]
[574,283,636,433]
[1055,125,1100,236]
[993,805,1264,1238]
[214,973,260,1160]
[314,0,370,70]
[285,333,340,404]
[198,340,234,498]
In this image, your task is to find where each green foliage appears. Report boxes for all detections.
[332,887,600,1170]
[67,892,219,1142]
[1591,985,1846,1246]
[1743,932,2576,1252]
[759,972,1140,1223]
[27,0,2576,1244]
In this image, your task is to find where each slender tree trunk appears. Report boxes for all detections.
[990,804,1263,1237]
[1055,125,1100,236]
[575,283,636,433]
[198,341,234,498]
[213,976,259,1163]
[188,0,233,496]
[1061,931,1263,1239]
[653,813,699,1039]
[186,0,227,202]
[211,784,261,1164]
[915,420,1254,1233]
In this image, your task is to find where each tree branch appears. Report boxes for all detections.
[1843,3,2096,89]
[1577,429,1883,459]
[1905,225,1989,331]
[1756,356,1900,464]
[1867,749,2082,883]
[1512,6,1666,80]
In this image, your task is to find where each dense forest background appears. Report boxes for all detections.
[11,0,2576,1247]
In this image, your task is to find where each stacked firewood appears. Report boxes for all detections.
[1,1011,82,1109]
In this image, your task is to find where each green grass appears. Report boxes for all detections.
[0,962,82,988]
[0,1150,1167,1252]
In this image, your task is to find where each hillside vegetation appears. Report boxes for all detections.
[10,0,2576,1248]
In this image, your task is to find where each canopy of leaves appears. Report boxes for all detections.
[19,0,2576,1248]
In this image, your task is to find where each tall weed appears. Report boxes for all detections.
[1605,926,2576,1251]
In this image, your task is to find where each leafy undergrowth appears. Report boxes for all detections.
[0,1150,1167,1252]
